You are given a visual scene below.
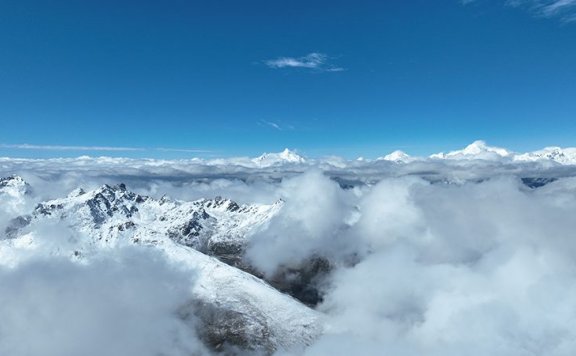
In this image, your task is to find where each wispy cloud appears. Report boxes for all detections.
[156,147,213,153]
[264,53,344,72]
[258,119,296,131]
[534,0,576,19]
[0,143,145,152]
[467,0,576,21]
[0,143,214,155]
[259,120,282,131]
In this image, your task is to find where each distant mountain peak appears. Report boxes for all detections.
[431,140,512,160]
[253,148,306,167]
[514,146,576,164]
[378,150,413,163]
[462,140,488,153]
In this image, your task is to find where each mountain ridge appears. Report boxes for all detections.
[0,177,321,354]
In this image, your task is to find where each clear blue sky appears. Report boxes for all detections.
[0,0,575,158]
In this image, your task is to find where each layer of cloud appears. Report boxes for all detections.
[156,147,214,153]
[4,158,576,354]
[0,246,207,356]
[1,152,576,205]
[265,53,344,72]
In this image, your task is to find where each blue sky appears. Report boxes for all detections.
[0,0,575,158]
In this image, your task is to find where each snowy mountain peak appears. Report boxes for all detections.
[280,148,305,161]
[203,196,242,212]
[14,183,282,254]
[514,146,576,165]
[253,148,306,167]
[0,176,31,215]
[67,187,86,198]
[0,175,27,189]
[378,150,413,163]
[463,140,487,153]
[0,175,31,197]
[86,183,146,206]
[431,140,512,160]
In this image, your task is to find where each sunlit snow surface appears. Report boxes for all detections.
[3,142,576,355]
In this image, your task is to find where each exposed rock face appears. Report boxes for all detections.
[267,256,332,308]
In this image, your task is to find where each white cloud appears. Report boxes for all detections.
[0,247,207,356]
[0,144,217,157]
[246,169,356,275]
[265,52,344,72]
[467,0,576,21]
[537,0,576,18]
[4,154,576,354]
[260,119,282,130]
[156,147,213,153]
[269,175,576,355]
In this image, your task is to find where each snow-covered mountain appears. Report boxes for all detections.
[430,140,513,160]
[0,175,30,198]
[514,146,576,165]
[253,148,306,167]
[0,178,321,354]
[0,175,31,216]
[423,140,576,165]
[10,183,281,254]
[377,150,414,163]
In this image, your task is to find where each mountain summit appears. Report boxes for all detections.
[377,150,413,163]
[253,148,306,167]
[430,140,512,160]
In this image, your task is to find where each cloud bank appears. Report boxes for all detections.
[249,173,576,355]
[3,146,576,355]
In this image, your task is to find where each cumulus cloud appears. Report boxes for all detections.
[284,176,576,355]
[230,167,576,354]
[246,169,356,275]
[265,53,344,72]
